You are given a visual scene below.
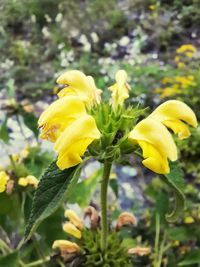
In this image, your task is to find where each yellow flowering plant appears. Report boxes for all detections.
[24,69,197,266]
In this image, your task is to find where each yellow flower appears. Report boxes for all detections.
[38,96,87,142]
[0,171,9,193]
[149,100,197,140]
[64,209,83,230]
[177,62,185,68]
[18,175,38,189]
[38,93,100,170]
[161,77,173,84]
[184,216,194,224]
[185,52,194,58]
[56,70,102,106]
[54,115,100,170]
[129,118,177,174]
[109,70,130,110]
[149,4,156,10]
[176,44,197,54]
[63,222,82,239]
[52,240,80,254]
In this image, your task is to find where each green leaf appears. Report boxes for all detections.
[0,251,19,267]
[24,161,81,241]
[68,168,102,207]
[21,111,39,138]
[0,118,9,144]
[161,161,185,222]
[178,249,200,266]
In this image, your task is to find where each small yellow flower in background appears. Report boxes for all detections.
[0,171,9,193]
[161,77,173,84]
[149,5,156,11]
[176,44,197,54]
[109,70,130,110]
[56,70,102,106]
[149,100,197,139]
[175,76,196,88]
[177,62,185,69]
[128,247,151,256]
[64,209,83,230]
[18,175,38,189]
[129,100,197,174]
[63,222,82,239]
[184,216,194,224]
[52,240,80,254]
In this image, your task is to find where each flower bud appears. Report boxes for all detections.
[64,209,83,230]
[128,247,151,256]
[63,222,82,239]
[116,212,137,230]
[84,206,99,229]
[52,240,80,254]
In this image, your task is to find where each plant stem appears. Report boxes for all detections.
[100,160,112,252]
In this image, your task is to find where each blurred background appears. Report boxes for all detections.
[0,0,200,266]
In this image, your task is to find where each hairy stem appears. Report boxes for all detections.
[100,160,112,252]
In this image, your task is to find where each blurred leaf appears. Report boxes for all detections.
[161,161,185,222]
[68,168,102,207]
[21,111,39,138]
[178,249,200,266]
[24,161,81,241]
[0,118,9,144]
[167,226,195,241]
[6,78,15,99]
[0,251,18,267]
[109,178,118,198]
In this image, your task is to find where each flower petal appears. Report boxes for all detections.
[149,100,197,128]
[129,118,177,162]
[63,222,82,239]
[54,115,100,169]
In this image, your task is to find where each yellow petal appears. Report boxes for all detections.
[18,177,28,187]
[54,115,100,170]
[52,240,80,253]
[0,171,9,193]
[163,119,191,140]
[129,118,177,161]
[38,96,87,142]
[26,175,39,188]
[138,141,169,174]
[149,100,197,139]
[109,69,130,109]
[56,70,100,105]
[64,210,83,230]
[63,222,82,239]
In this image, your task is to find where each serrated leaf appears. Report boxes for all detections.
[0,118,9,144]
[24,161,81,241]
[178,249,200,266]
[161,161,185,222]
[0,251,19,267]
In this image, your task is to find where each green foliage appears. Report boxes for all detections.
[162,161,185,222]
[25,161,81,241]
[0,251,19,267]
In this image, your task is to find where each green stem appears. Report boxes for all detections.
[100,160,112,252]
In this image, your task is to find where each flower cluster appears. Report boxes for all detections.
[175,44,197,68]
[38,69,197,174]
[52,208,150,266]
[154,75,196,98]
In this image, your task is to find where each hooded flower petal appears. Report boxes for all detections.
[56,70,101,106]
[52,240,80,254]
[63,222,82,239]
[54,115,101,170]
[0,171,9,193]
[109,70,130,109]
[64,209,83,230]
[149,100,197,140]
[38,96,87,142]
[128,118,177,174]
[128,247,151,256]
[116,212,137,230]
